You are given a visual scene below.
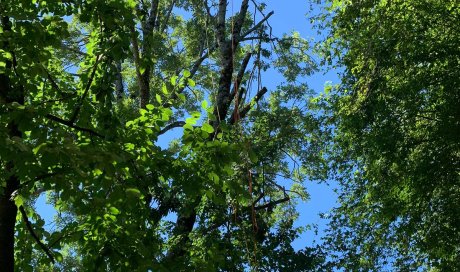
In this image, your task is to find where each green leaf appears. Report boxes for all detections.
[33,143,47,154]
[161,83,169,94]
[185,117,197,125]
[14,194,24,208]
[187,78,196,87]
[170,75,178,86]
[93,169,103,176]
[125,143,135,150]
[109,206,120,215]
[54,252,64,262]
[125,188,142,198]
[139,65,146,75]
[207,172,220,184]
[201,100,208,109]
[155,94,162,103]
[201,123,214,134]
[183,123,193,131]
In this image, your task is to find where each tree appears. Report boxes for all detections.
[0,0,326,270]
[315,0,460,270]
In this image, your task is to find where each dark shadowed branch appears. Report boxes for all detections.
[19,206,55,264]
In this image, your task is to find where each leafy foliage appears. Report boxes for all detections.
[315,0,460,270]
[1,0,326,271]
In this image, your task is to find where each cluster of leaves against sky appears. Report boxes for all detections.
[1,0,458,271]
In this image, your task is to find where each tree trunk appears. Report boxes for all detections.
[0,176,19,272]
[0,16,22,272]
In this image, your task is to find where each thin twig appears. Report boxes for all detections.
[69,55,101,124]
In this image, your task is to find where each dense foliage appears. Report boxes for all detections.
[316,0,460,270]
[3,0,459,271]
[0,0,327,271]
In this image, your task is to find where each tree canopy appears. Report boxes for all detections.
[316,0,460,270]
[1,0,327,271]
[2,0,459,271]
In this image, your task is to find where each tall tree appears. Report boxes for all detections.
[1,0,326,270]
[315,0,460,270]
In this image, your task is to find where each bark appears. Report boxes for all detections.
[0,16,22,272]
[129,24,149,109]
[163,200,198,264]
[0,175,19,272]
[165,1,270,264]
[115,61,124,100]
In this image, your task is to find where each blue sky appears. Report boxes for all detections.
[254,0,340,249]
[36,0,340,254]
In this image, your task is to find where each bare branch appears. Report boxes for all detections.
[239,11,274,40]
[232,0,250,41]
[254,196,290,211]
[60,43,87,57]
[41,65,65,94]
[230,52,252,101]
[229,86,267,124]
[204,0,213,18]
[166,44,217,105]
[158,121,185,136]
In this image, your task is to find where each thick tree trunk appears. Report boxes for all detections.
[0,176,19,272]
[0,16,22,272]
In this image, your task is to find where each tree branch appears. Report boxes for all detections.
[160,0,176,33]
[158,121,185,135]
[230,52,252,102]
[41,65,64,94]
[165,44,217,105]
[216,0,227,48]
[232,0,250,42]
[69,55,100,124]
[19,206,55,264]
[254,196,290,211]
[143,0,159,36]
[130,24,150,108]
[46,114,104,138]
[19,172,62,189]
[239,11,274,40]
[229,86,267,124]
